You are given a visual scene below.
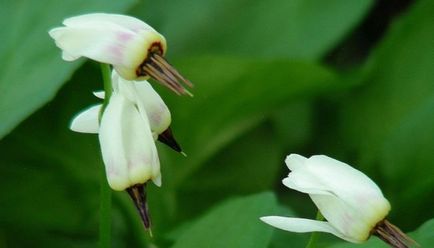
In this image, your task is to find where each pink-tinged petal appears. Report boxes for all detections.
[99,93,160,191]
[70,104,101,133]
[63,13,155,33]
[116,73,171,134]
[98,93,130,191]
[49,24,136,64]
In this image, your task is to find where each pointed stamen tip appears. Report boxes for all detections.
[184,89,194,97]
[180,151,188,157]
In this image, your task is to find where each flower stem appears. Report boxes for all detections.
[100,63,113,118]
[99,168,112,248]
[98,63,113,248]
[305,211,324,248]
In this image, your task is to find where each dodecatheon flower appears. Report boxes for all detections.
[70,71,184,230]
[49,13,193,95]
[71,71,184,154]
[260,154,416,248]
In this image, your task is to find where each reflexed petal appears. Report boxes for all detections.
[116,74,171,135]
[309,193,386,242]
[133,81,171,134]
[93,91,105,99]
[260,216,360,243]
[63,13,155,33]
[49,24,137,64]
[99,93,160,191]
[70,104,101,133]
[282,175,333,196]
[122,97,160,187]
[284,154,388,212]
[152,173,162,187]
[99,94,130,191]
[285,153,308,170]
[50,14,167,80]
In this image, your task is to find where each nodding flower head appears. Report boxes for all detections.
[49,13,193,95]
[261,154,416,247]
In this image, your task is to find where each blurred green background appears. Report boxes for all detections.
[0,0,433,247]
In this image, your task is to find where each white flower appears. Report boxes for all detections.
[260,154,391,243]
[49,13,192,95]
[71,71,172,139]
[70,71,173,191]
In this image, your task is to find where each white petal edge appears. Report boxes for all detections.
[282,176,333,196]
[260,216,360,243]
[285,154,308,170]
[70,104,101,133]
[63,13,155,32]
[93,91,105,99]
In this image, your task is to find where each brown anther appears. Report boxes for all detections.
[136,46,193,96]
[372,219,419,248]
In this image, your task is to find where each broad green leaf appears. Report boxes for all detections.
[157,57,342,189]
[133,0,373,60]
[329,218,434,248]
[338,0,434,226]
[0,65,143,247]
[174,125,284,223]
[0,0,136,139]
[171,192,278,248]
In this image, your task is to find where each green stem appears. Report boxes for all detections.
[99,168,112,248]
[98,63,113,248]
[100,63,113,119]
[305,211,324,248]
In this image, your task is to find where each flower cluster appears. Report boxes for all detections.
[50,12,415,248]
[50,13,191,230]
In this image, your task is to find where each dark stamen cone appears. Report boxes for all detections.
[157,127,184,155]
[138,53,193,96]
[126,184,152,235]
[372,219,419,248]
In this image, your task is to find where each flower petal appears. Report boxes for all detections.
[116,73,171,135]
[93,91,105,99]
[260,216,359,243]
[70,104,101,133]
[63,13,155,33]
[49,23,136,63]
[99,93,160,191]
[49,14,167,80]
[285,153,308,170]
[284,154,388,206]
[133,81,171,134]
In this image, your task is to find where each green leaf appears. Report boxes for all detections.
[157,57,342,189]
[0,65,142,247]
[174,125,284,223]
[338,0,434,227]
[171,192,278,248]
[0,0,136,139]
[133,0,373,60]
